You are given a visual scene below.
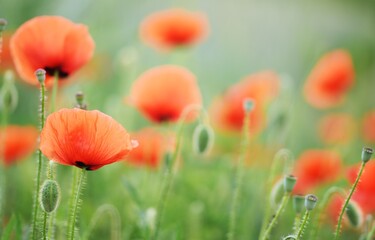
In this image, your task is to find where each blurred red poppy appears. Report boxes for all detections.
[40,108,135,170]
[0,125,38,166]
[10,16,95,87]
[126,128,175,168]
[140,8,209,51]
[293,150,342,194]
[303,50,354,108]
[318,113,356,145]
[0,31,15,71]
[362,110,375,143]
[347,160,375,213]
[210,71,280,134]
[127,65,202,123]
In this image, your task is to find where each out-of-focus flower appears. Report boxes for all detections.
[10,16,95,87]
[303,50,354,108]
[362,110,375,143]
[0,31,15,71]
[40,108,136,170]
[318,113,356,145]
[347,160,375,214]
[0,125,38,166]
[210,71,280,134]
[127,65,202,123]
[140,8,209,51]
[126,128,175,168]
[293,150,342,194]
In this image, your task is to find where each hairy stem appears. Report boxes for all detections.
[296,210,310,240]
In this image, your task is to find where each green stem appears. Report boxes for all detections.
[31,81,46,240]
[309,187,345,240]
[334,162,366,240]
[42,212,48,240]
[0,86,8,236]
[261,193,291,240]
[51,71,59,113]
[366,223,375,240]
[69,168,86,240]
[296,210,310,240]
[293,214,301,235]
[227,110,251,240]
[151,105,203,240]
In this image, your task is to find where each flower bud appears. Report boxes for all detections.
[283,175,297,193]
[283,235,296,240]
[293,194,305,214]
[0,70,18,112]
[243,98,255,113]
[305,194,318,211]
[192,123,214,155]
[361,147,373,163]
[345,201,363,228]
[270,179,284,207]
[39,180,60,213]
[35,68,46,84]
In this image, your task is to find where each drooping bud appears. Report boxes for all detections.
[39,180,60,213]
[243,98,255,113]
[361,147,373,164]
[192,123,214,155]
[163,151,173,169]
[283,175,297,193]
[0,18,7,32]
[283,235,296,240]
[293,195,305,214]
[270,179,284,207]
[305,194,318,211]
[0,70,18,112]
[345,201,364,228]
[35,68,46,84]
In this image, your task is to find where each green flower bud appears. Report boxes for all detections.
[0,70,18,112]
[293,194,305,214]
[192,123,214,155]
[361,147,373,163]
[270,179,284,208]
[305,194,318,211]
[346,201,363,228]
[39,180,60,213]
[283,175,297,193]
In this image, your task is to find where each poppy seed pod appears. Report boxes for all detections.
[361,147,373,163]
[243,98,255,113]
[35,68,46,84]
[293,195,305,214]
[0,18,7,31]
[40,180,60,213]
[192,123,214,155]
[305,194,318,211]
[283,175,297,193]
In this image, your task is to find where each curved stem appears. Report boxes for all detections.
[296,210,310,240]
[69,168,86,240]
[227,109,251,240]
[261,193,290,240]
[32,81,46,240]
[151,104,204,240]
[334,162,366,240]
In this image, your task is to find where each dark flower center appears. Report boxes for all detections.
[75,161,93,171]
[44,66,69,78]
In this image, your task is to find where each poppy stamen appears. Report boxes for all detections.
[44,66,69,78]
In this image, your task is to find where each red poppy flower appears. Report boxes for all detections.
[40,108,135,170]
[126,128,175,168]
[303,50,354,108]
[140,8,209,51]
[10,16,95,87]
[362,110,375,143]
[318,113,356,145]
[347,160,375,213]
[210,71,280,134]
[127,65,202,123]
[293,150,342,194]
[0,125,38,166]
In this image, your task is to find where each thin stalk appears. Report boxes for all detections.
[67,168,79,231]
[227,109,251,240]
[293,214,301,235]
[309,187,345,240]
[296,210,311,240]
[261,193,290,240]
[31,81,46,240]
[42,212,48,240]
[68,168,86,240]
[366,223,375,240]
[334,162,366,240]
[0,88,8,235]
[151,105,203,240]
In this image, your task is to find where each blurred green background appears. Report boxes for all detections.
[1,0,375,239]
